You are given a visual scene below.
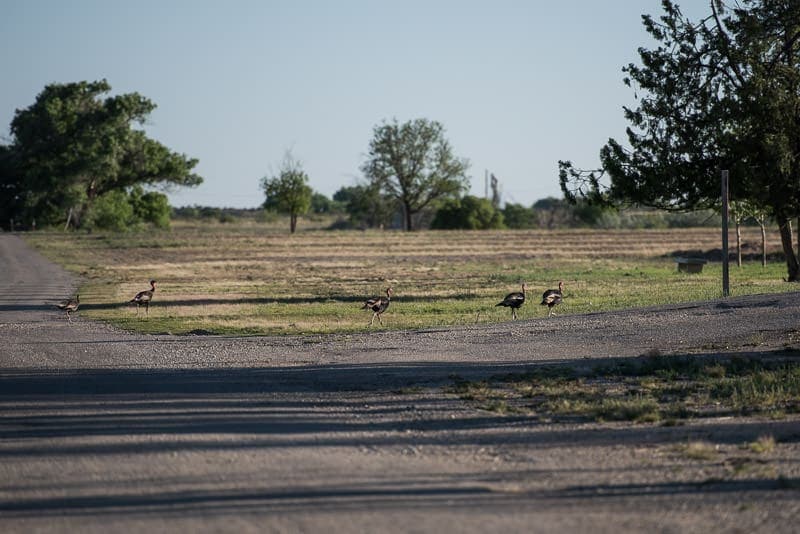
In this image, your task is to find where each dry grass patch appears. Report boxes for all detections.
[674,441,719,461]
[745,435,777,454]
[450,354,800,423]
[24,222,795,335]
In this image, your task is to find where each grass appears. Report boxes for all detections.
[449,354,800,422]
[744,435,776,454]
[674,441,719,461]
[23,220,797,336]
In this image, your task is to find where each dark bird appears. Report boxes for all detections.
[56,295,79,322]
[541,281,564,317]
[496,283,527,319]
[130,280,157,316]
[362,287,393,326]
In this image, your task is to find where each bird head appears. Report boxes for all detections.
[558,281,564,291]
[386,287,393,297]
[150,280,157,287]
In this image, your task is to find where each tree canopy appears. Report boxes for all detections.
[361,118,470,231]
[1,79,201,229]
[559,0,800,280]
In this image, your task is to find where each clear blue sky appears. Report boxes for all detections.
[1,1,703,209]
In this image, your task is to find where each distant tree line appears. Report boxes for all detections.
[172,194,729,232]
[0,45,783,242]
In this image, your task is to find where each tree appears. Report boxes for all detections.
[333,184,396,229]
[532,197,574,229]
[310,192,344,214]
[559,1,800,281]
[361,118,470,231]
[2,80,201,229]
[260,151,312,233]
[0,145,25,229]
[502,203,537,229]
[431,195,504,230]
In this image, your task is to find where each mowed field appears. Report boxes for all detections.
[24,221,794,335]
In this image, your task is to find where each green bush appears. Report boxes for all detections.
[431,195,504,230]
[84,190,136,232]
[130,186,171,228]
[84,187,172,231]
[502,203,537,229]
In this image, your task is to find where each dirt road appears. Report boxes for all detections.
[1,233,798,533]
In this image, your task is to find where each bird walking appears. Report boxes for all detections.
[496,283,526,320]
[130,280,157,316]
[56,295,80,322]
[541,281,564,317]
[362,287,392,326]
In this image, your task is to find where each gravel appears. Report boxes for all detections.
[1,233,799,533]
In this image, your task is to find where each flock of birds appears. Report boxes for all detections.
[57,279,564,326]
[359,281,563,326]
[57,279,157,322]
[495,281,564,319]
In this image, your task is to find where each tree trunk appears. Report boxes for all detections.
[403,202,413,231]
[797,217,800,262]
[760,219,767,268]
[290,213,297,234]
[778,217,800,281]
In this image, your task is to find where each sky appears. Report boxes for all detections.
[0,1,705,209]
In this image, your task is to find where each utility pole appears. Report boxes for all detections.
[721,170,730,297]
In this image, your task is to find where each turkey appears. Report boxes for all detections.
[362,287,392,326]
[56,295,80,322]
[540,281,564,317]
[130,280,157,316]
[496,283,526,319]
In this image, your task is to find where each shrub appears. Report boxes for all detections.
[431,195,504,230]
[84,190,136,232]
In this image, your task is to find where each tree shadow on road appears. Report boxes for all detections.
[1,349,799,451]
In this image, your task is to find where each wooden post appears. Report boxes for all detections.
[721,170,730,297]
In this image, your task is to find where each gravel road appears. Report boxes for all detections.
[1,233,799,533]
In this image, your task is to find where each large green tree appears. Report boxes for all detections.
[1,79,201,229]
[361,118,470,231]
[261,151,313,233]
[559,0,800,280]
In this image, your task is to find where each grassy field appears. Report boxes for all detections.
[23,220,796,336]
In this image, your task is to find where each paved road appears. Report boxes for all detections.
[1,233,799,533]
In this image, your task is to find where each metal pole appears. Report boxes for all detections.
[721,170,730,297]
